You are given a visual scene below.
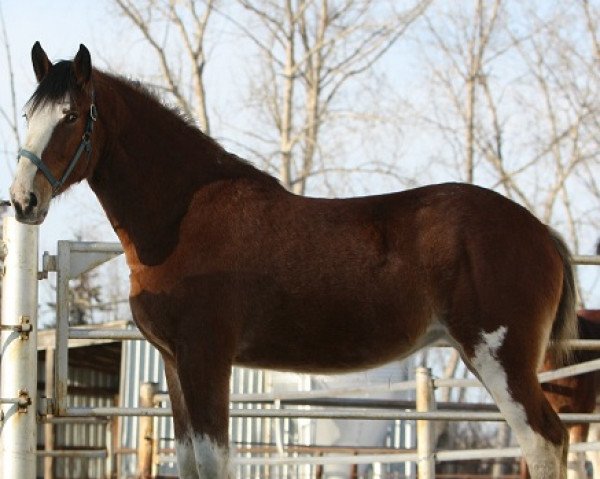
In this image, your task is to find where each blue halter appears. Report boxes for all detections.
[18,92,97,197]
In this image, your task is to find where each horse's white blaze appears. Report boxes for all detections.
[192,434,230,479]
[175,438,199,479]
[10,100,67,206]
[471,326,562,478]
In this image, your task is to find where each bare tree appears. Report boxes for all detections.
[506,4,599,256]
[113,0,215,133]
[416,0,507,185]
[0,4,20,159]
[232,0,432,194]
[411,1,600,460]
[413,1,600,255]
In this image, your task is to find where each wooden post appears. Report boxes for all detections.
[416,367,435,479]
[137,382,158,478]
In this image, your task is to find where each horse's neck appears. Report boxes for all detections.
[88,84,235,267]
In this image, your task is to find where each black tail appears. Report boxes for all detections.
[547,229,578,367]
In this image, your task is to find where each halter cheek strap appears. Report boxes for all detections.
[18,92,98,197]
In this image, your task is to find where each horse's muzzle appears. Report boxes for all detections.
[10,192,47,225]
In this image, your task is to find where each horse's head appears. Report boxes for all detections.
[10,42,98,224]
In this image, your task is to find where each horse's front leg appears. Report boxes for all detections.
[163,358,200,479]
[174,328,234,479]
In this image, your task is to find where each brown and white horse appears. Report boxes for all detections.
[10,43,578,478]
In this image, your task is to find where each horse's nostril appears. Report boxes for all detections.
[29,193,38,208]
[13,201,24,217]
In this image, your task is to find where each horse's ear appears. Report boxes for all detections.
[73,44,92,90]
[32,41,52,83]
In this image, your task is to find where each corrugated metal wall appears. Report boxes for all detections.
[37,355,120,479]
[118,336,172,478]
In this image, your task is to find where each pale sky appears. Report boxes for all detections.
[1,1,125,249]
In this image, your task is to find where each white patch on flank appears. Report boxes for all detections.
[175,439,199,479]
[11,100,67,204]
[471,326,563,479]
[192,434,231,479]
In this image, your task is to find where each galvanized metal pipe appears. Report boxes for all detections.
[149,352,600,405]
[538,357,600,382]
[155,440,600,466]
[36,449,107,458]
[0,218,39,479]
[69,328,144,340]
[54,241,71,415]
[67,241,123,254]
[63,406,600,424]
[573,254,600,265]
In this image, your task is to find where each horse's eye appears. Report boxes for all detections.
[65,112,78,123]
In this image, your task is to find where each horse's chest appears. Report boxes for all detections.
[128,280,182,357]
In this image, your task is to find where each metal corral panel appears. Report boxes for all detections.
[37,351,120,479]
[118,334,172,477]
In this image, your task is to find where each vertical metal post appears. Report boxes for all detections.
[404,418,416,478]
[492,422,510,478]
[105,415,115,479]
[54,241,71,415]
[416,367,435,479]
[44,347,55,479]
[0,217,39,479]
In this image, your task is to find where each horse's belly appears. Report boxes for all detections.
[233,313,430,373]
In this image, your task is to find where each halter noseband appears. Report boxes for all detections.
[18,91,98,197]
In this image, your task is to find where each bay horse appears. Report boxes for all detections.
[522,310,600,479]
[10,43,578,479]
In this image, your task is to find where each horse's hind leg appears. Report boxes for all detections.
[463,326,568,478]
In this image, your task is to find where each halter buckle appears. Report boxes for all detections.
[90,104,98,122]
